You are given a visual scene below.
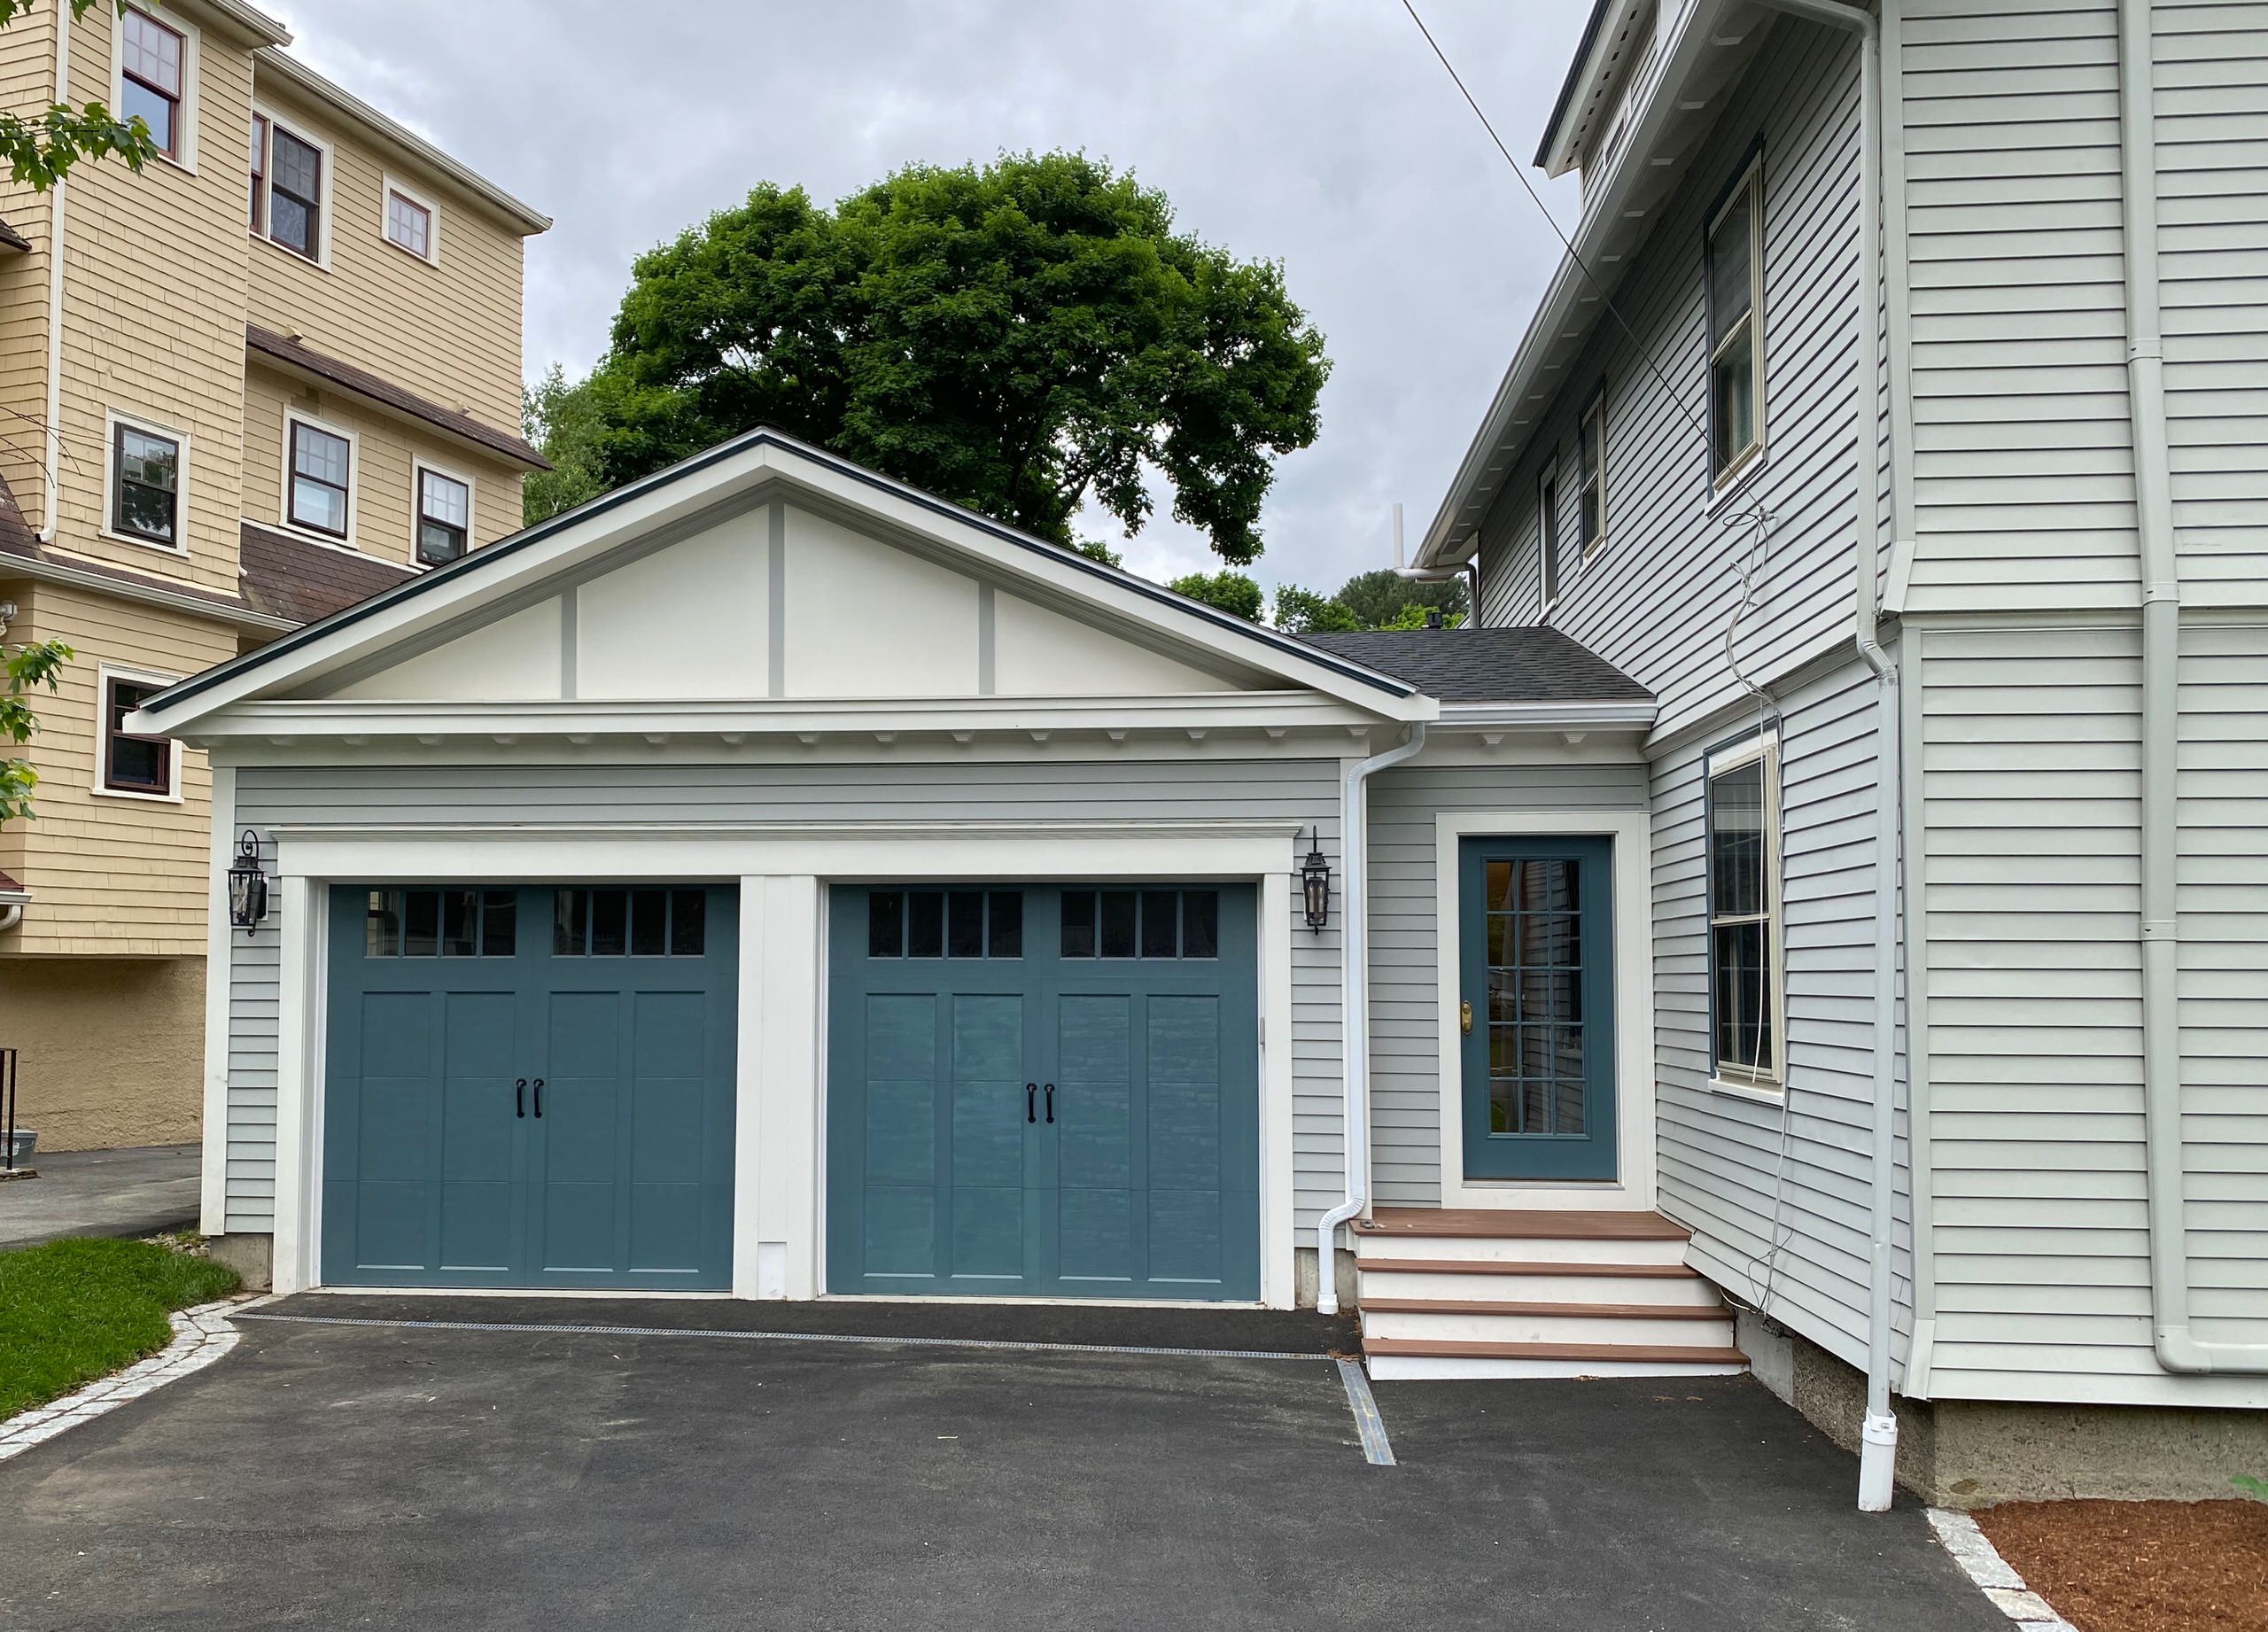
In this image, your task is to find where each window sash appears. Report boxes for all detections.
[1578,398,1604,549]
[1706,169,1765,481]
[112,423,180,543]
[1538,466,1559,612]
[1706,743,1781,1084]
[386,190,431,257]
[120,11,183,158]
[289,423,350,538]
[268,125,322,258]
[416,469,470,564]
[248,113,266,230]
[103,679,171,796]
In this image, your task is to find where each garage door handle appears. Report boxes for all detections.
[1044,1084,1054,1124]
[1025,1083,1037,1123]
[515,1078,526,1118]
[532,1077,545,1119]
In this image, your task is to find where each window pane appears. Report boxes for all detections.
[420,470,469,526]
[946,890,984,959]
[293,424,350,484]
[440,890,478,956]
[1709,759,1767,917]
[867,890,904,958]
[1183,890,1218,959]
[1713,329,1757,473]
[269,190,311,255]
[403,890,439,957]
[364,890,400,956]
[291,476,346,535]
[272,128,321,203]
[1713,920,1774,1074]
[121,11,182,95]
[1099,890,1138,959]
[119,76,173,155]
[1060,890,1095,959]
[105,679,168,791]
[553,890,586,955]
[987,891,1022,959]
[631,888,668,956]
[670,889,705,956]
[1139,890,1179,958]
[590,889,628,956]
[387,191,431,257]
[1708,191,1753,347]
[482,891,517,957]
[419,519,465,566]
[907,890,944,959]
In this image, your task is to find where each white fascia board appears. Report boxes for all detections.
[1433,700,1658,730]
[134,431,1432,735]
[1415,0,1751,570]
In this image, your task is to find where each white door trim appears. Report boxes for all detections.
[1433,808,1658,1212]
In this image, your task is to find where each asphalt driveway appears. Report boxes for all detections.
[0,1297,2003,1631]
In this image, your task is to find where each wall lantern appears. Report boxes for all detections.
[1298,830,1332,934]
[227,830,270,935]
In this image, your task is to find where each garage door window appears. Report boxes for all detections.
[551,888,707,957]
[364,889,517,957]
[1060,889,1217,960]
[867,889,1022,959]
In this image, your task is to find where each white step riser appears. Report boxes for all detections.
[1357,1271,1723,1307]
[1355,1236,1689,1267]
[1362,1310,1737,1348]
[1369,1356,1750,1382]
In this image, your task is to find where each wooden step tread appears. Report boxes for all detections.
[1363,1337,1748,1364]
[1360,1299,1728,1319]
[1355,1208,1689,1241]
[1357,1257,1701,1278]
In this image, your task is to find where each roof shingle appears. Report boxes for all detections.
[1297,626,1651,705]
[238,521,417,625]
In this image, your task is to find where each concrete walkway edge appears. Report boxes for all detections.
[1925,1508,2079,1632]
[0,1296,252,1463]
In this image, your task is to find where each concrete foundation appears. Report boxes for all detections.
[0,955,205,1149]
[1736,1309,2268,1507]
[1293,1246,1358,1312]
[206,1232,272,1293]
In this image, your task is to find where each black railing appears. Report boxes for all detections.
[1,1046,17,1171]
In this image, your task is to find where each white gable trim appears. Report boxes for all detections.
[133,430,1429,734]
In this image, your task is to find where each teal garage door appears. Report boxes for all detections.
[827,884,1259,1301]
[322,884,737,1290]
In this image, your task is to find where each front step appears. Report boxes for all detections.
[1353,1208,1745,1380]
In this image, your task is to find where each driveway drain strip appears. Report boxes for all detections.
[1335,1356,1397,1465]
[233,1311,1332,1363]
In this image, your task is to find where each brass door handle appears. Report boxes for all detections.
[1459,1000,1472,1036]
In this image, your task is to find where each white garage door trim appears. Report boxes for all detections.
[267,828,1301,1309]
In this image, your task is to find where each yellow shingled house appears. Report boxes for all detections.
[0,0,547,1149]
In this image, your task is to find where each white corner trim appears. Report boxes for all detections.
[199,763,237,1233]
[0,1299,245,1463]
[1433,807,1658,1211]
[1925,1510,2080,1632]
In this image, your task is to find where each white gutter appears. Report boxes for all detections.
[1314,722,1427,1316]
[2117,0,2265,1379]
[36,1,68,542]
[1753,0,1900,1512]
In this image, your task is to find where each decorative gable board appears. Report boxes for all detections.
[319,499,1250,705]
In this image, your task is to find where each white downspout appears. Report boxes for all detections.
[37,0,69,542]
[2118,0,2264,1379]
[1314,721,1427,1316]
[1754,0,1899,1512]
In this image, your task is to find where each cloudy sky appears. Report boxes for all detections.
[287,1,1592,597]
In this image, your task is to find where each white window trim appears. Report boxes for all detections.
[99,407,190,555]
[281,409,359,550]
[1579,391,1608,559]
[112,1,199,173]
[379,172,442,266]
[1536,458,1560,618]
[1706,155,1767,494]
[409,456,476,569]
[250,103,334,271]
[1705,730,1785,1093]
[92,662,184,804]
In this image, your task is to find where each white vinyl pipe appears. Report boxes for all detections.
[1755,0,1900,1512]
[2117,0,2266,1379]
[1315,722,1427,1316]
[37,0,69,542]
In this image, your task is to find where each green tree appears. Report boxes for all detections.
[546,153,1329,566]
[1270,583,1360,634]
[0,3,159,190]
[1168,570,1262,623]
[2,637,72,824]
[522,362,608,525]
[1334,568,1466,629]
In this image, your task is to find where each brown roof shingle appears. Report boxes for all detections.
[237,520,417,625]
[245,325,551,470]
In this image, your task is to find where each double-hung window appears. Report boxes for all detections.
[98,672,176,798]
[1537,462,1560,616]
[1578,391,1606,554]
[386,186,433,260]
[288,420,352,539]
[111,419,181,546]
[1706,735,1783,1087]
[252,115,324,260]
[1707,162,1765,484]
[119,8,184,159]
[416,467,470,565]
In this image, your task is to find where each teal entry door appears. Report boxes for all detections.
[1458,838,1617,1181]
[322,883,737,1289]
[827,884,1259,1300]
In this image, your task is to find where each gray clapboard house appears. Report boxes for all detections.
[135,0,2263,1507]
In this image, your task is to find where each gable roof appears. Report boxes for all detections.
[134,427,1428,734]
[1298,627,1651,704]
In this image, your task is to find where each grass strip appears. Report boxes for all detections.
[0,1237,239,1418]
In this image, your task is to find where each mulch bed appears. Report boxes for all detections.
[1976,1498,2268,1632]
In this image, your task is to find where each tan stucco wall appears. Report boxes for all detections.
[0,953,204,1149]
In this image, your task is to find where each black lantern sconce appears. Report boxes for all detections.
[1298,829,1332,934]
[227,830,270,936]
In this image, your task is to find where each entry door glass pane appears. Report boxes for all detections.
[1484,859,1586,1136]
